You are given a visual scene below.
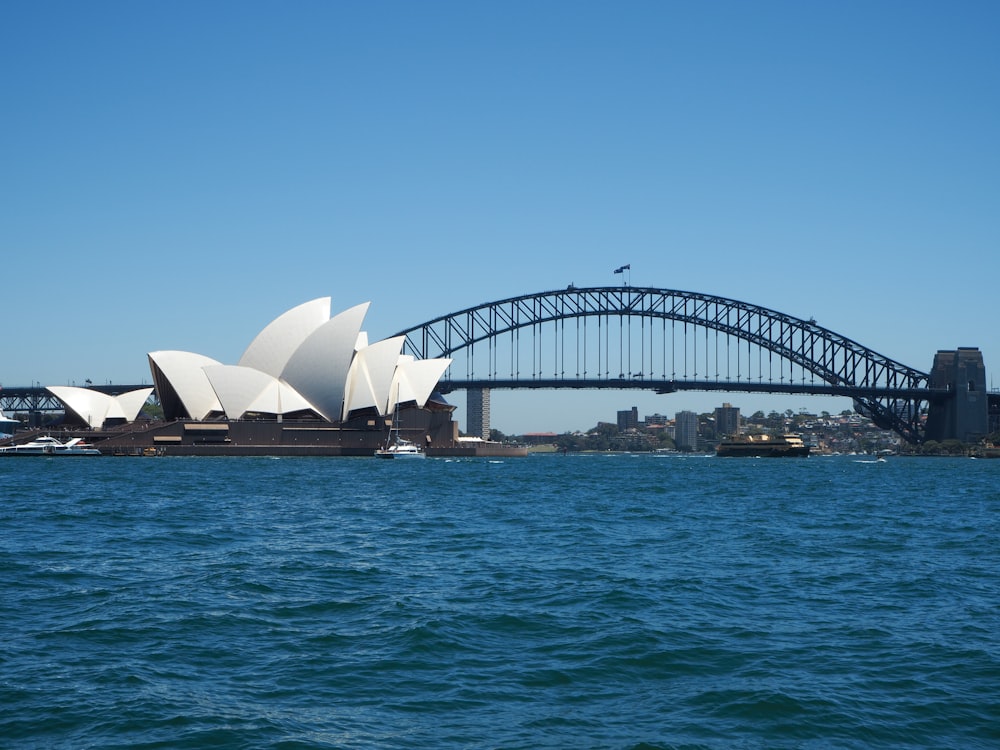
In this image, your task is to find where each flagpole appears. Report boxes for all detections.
[613,264,631,287]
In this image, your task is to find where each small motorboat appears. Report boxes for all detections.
[0,435,102,456]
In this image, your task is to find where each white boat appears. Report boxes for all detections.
[374,381,427,459]
[0,408,18,439]
[374,402,425,459]
[374,437,425,459]
[0,435,102,456]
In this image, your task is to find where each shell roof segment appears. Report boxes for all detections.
[203,365,314,419]
[280,302,370,422]
[238,297,332,378]
[46,386,155,430]
[148,351,224,421]
[342,336,407,420]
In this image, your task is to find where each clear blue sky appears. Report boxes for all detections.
[3,1,997,434]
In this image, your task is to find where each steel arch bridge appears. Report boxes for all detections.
[395,286,948,443]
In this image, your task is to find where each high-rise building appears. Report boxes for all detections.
[617,406,639,431]
[714,402,740,438]
[674,410,699,451]
[466,388,490,440]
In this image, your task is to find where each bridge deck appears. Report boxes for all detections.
[436,378,950,402]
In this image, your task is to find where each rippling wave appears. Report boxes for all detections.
[1,454,998,748]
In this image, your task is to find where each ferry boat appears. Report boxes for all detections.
[715,433,809,458]
[0,435,102,456]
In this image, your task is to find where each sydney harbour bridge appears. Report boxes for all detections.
[4,287,996,444]
[392,286,995,445]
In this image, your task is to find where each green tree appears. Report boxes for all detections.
[941,439,968,455]
[142,402,164,420]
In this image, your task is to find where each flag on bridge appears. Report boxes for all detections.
[614,264,631,274]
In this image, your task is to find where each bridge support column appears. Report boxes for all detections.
[925,348,988,443]
[466,388,490,440]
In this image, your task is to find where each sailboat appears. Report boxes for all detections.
[374,431,425,458]
[374,387,425,459]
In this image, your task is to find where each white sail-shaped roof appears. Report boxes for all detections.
[281,302,370,421]
[342,336,406,419]
[47,386,110,429]
[47,386,154,429]
[204,365,276,419]
[108,387,155,421]
[239,297,331,378]
[342,355,369,419]
[148,351,224,420]
[390,357,452,412]
[204,365,314,419]
[391,355,419,406]
[264,380,314,415]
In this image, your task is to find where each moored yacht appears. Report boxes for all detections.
[374,435,425,459]
[0,435,102,456]
[0,409,18,439]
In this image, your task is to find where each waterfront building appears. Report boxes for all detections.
[617,406,639,432]
[674,410,699,451]
[714,402,740,438]
[147,298,451,424]
[467,388,490,440]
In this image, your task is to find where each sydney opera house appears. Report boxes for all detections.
[40,297,483,456]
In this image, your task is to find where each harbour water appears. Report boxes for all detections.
[2,453,998,749]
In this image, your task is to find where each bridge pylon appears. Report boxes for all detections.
[925,348,989,443]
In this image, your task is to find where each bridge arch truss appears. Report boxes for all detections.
[396,287,940,443]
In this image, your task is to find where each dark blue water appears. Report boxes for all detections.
[2,453,998,749]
